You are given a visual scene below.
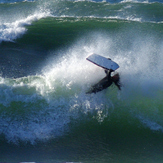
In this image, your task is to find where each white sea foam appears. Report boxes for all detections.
[0,12,50,43]
[0,0,35,3]
[137,115,163,132]
[0,29,162,143]
[0,1,162,142]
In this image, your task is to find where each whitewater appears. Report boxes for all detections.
[0,0,163,162]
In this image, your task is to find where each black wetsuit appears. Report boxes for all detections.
[88,69,113,93]
[86,69,120,94]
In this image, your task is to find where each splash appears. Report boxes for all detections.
[0,13,49,43]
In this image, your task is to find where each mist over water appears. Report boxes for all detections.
[0,0,163,162]
[0,23,163,143]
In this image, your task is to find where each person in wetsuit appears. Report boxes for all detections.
[86,68,121,94]
[105,69,121,90]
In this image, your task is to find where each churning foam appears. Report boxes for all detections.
[42,30,163,130]
[0,10,50,43]
[0,23,162,143]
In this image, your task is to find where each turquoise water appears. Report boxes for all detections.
[0,0,163,162]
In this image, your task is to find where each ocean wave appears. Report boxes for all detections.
[49,1,163,23]
[0,0,162,43]
[70,0,162,3]
[0,0,35,4]
[0,60,162,143]
[0,71,114,143]
[0,0,162,145]
[1,0,162,4]
[0,12,50,43]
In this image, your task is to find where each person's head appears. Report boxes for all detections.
[111,73,119,81]
[111,73,121,90]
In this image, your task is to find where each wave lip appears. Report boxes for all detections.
[0,12,50,43]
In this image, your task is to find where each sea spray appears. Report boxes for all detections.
[0,0,162,161]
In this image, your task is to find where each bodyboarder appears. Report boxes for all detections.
[86,59,121,94]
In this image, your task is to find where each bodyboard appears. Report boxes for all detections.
[86,54,119,70]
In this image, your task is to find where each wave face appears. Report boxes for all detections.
[0,0,163,162]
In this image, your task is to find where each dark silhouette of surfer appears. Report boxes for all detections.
[86,59,121,94]
[104,69,121,90]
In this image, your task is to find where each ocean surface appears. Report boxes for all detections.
[0,0,163,162]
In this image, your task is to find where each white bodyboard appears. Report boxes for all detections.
[86,54,119,71]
